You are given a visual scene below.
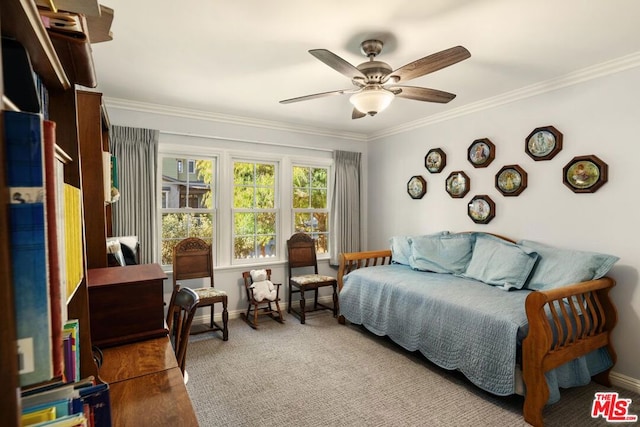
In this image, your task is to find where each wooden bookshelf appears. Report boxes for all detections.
[0,0,69,90]
[0,0,102,424]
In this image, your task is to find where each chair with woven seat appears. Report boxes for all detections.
[241,268,284,329]
[166,286,199,382]
[286,232,339,324]
[168,237,229,340]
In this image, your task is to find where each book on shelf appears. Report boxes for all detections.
[1,37,40,113]
[63,319,80,383]
[35,0,102,17]
[44,119,65,380]
[62,332,74,383]
[39,10,87,40]
[64,184,83,298]
[21,405,57,425]
[4,110,53,387]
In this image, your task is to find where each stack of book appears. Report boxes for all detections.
[21,378,111,427]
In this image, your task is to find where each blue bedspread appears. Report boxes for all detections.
[340,264,612,403]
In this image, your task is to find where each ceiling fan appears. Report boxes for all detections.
[280,39,471,119]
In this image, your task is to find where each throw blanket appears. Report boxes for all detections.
[340,264,612,403]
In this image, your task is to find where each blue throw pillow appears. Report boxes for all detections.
[462,234,539,291]
[389,235,412,265]
[517,240,619,291]
[409,232,473,274]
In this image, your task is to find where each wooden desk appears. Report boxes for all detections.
[100,337,178,383]
[88,263,168,347]
[109,367,198,426]
[101,337,198,426]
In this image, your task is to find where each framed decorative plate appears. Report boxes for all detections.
[468,195,495,224]
[525,126,563,160]
[468,138,495,168]
[425,148,446,173]
[407,175,427,199]
[495,165,528,196]
[445,171,470,198]
[562,155,608,193]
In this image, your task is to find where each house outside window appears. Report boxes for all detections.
[232,160,277,261]
[160,156,216,265]
[292,165,329,254]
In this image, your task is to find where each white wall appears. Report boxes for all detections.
[367,66,640,385]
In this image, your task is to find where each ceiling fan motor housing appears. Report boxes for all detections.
[357,60,392,83]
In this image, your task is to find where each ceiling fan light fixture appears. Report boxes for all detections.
[349,87,394,116]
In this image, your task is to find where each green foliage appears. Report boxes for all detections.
[161,213,213,265]
[233,161,277,259]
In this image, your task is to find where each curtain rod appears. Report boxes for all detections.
[159,130,334,153]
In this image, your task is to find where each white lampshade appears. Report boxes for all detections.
[349,87,394,116]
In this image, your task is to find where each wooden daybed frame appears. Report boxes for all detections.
[337,248,617,427]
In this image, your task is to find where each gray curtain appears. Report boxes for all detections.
[329,150,361,266]
[109,125,159,264]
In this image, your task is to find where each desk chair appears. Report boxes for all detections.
[169,237,229,340]
[167,287,199,382]
[241,269,284,329]
[286,232,339,324]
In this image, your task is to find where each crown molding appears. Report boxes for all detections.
[368,51,640,141]
[102,97,369,142]
[104,52,640,143]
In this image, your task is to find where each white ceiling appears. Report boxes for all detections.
[91,0,640,138]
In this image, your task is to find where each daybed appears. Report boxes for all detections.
[336,232,619,427]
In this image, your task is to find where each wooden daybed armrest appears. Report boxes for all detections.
[337,250,393,292]
[522,277,617,427]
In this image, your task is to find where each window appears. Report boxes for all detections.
[188,159,195,174]
[232,161,277,261]
[292,165,329,254]
[160,157,216,265]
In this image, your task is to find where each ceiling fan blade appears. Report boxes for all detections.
[279,88,354,104]
[309,49,366,80]
[352,108,366,120]
[390,86,456,103]
[388,46,470,83]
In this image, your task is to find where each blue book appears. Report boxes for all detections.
[78,383,112,427]
[4,110,53,387]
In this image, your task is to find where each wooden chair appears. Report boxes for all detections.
[286,232,339,324]
[166,287,199,381]
[168,237,229,340]
[241,269,284,329]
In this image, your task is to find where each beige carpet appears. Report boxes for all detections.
[185,312,639,426]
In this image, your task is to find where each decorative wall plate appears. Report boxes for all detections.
[525,126,563,160]
[445,171,470,198]
[467,195,495,224]
[563,155,608,193]
[425,148,446,173]
[468,138,495,168]
[495,165,528,196]
[407,175,427,199]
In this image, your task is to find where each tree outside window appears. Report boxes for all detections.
[232,161,277,261]
[160,157,215,265]
[292,165,329,253]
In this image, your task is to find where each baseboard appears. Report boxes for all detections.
[192,295,335,325]
[610,371,640,394]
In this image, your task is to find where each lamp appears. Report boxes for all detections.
[349,86,394,116]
